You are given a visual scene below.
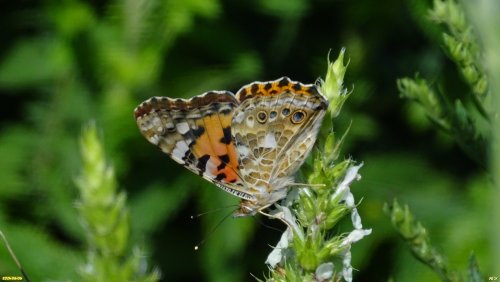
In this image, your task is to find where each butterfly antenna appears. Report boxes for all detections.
[0,230,31,282]
[190,204,238,219]
[194,209,234,251]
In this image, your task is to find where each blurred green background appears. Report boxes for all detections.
[0,0,494,281]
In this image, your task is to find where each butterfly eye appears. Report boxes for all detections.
[257,111,268,123]
[291,110,306,124]
[281,108,291,116]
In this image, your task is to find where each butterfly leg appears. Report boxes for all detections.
[257,208,294,230]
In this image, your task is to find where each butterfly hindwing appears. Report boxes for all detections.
[232,77,328,190]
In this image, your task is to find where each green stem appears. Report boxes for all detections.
[0,231,31,282]
[384,200,459,282]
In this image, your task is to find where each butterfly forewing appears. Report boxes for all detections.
[134,92,249,195]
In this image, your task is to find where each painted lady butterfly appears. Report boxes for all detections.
[134,77,328,217]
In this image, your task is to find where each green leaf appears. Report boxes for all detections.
[0,127,36,199]
[468,254,484,282]
[130,181,193,236]
[258,0,309,19]
[0,38,72,88]
[0,223,82,281]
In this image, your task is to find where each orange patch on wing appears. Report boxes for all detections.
[190,127,213,158]
[190,114,240,184]
[203,115,229,155]
[236,78,319,103]
[217,165,239,183]
[243,82,313,97]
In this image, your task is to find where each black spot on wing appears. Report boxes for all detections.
[192,126,205,138]
[217,154,229,170]
[210,102,221,111]
[197,154,210,176]
[167,125,176,133]
[239,88,247,97]
[220,107,233,115]
[314,104,328,110]
[182,150,195,163]
[219,154,229,163]
[220,127,232,144]
[278,77,290,87]
[215,173,226,181]
[264,83,272,90]
[251,83,259,93]
[292,83,302,91]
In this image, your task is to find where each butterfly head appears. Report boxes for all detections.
[233,200,260,217]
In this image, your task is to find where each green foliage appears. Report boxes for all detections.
[397,76,487,166]
[0,0,496,281]
[1,230,31,281]
[0,39,72,88]
[398,77,449,131]
[76,123,159,281]
[398,0,490,168]
[464,0,500,273]
[321,49,351,119]
[198,188,255,282]
[468,255,484,282]
[393,0,498,280]
[428,0,488,100]
[384,200,458,282]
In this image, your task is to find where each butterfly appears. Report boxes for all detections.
[134,77,328,217]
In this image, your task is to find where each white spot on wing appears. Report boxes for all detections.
[176,122,190,134]
[262,132,277,148]
[172,141,189,160]
[148,134,160,145]
[254,184,267,194]
[152,116,161,127]
[204,157,217,178]
[246,116,254,128]
[233,112,245,124]
[237,144,251,157]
